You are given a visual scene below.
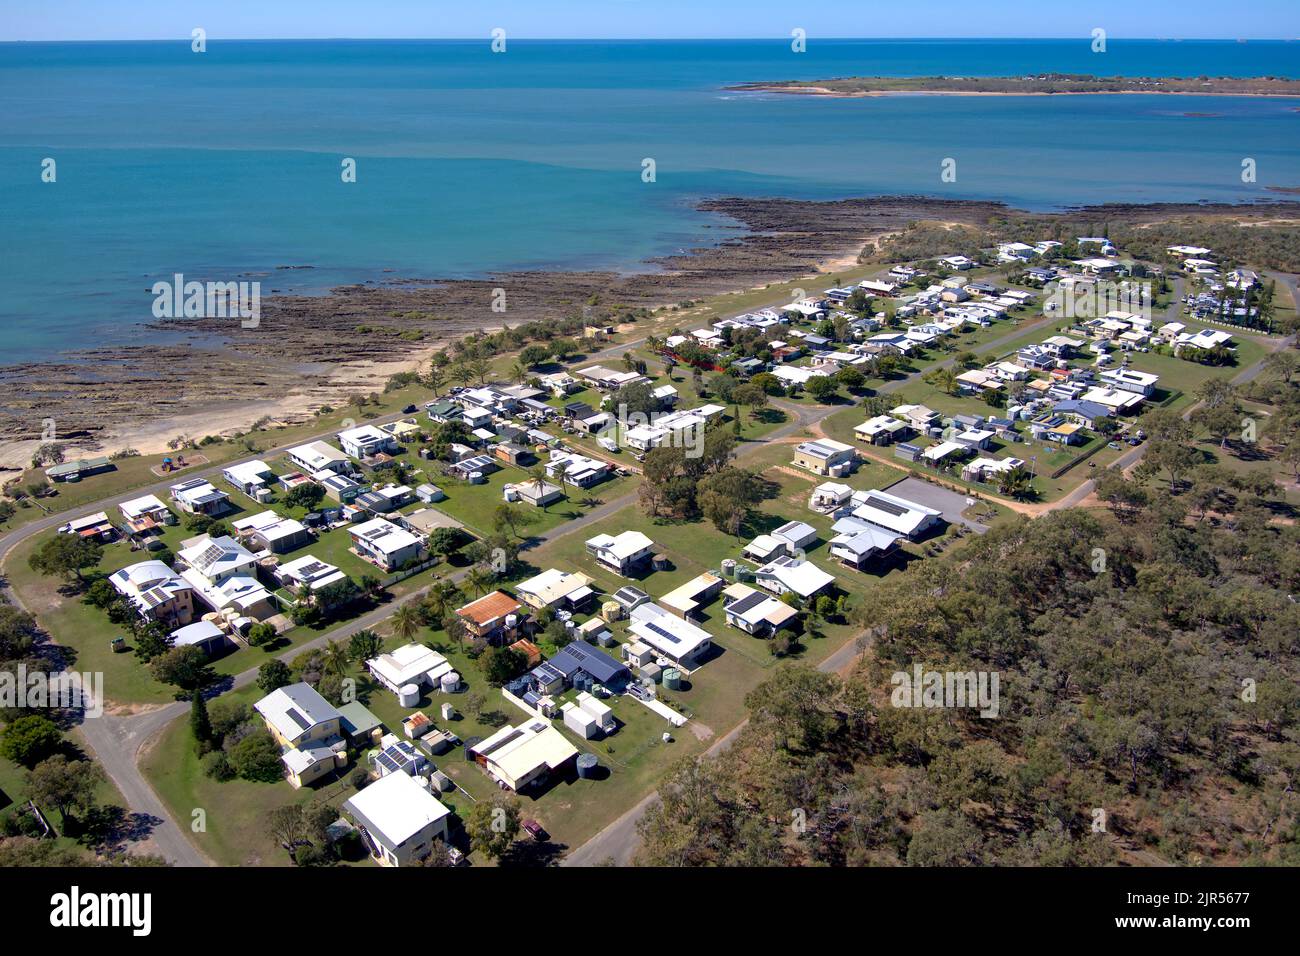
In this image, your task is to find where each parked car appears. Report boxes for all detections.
[1107,441,1123,450]
[522,819,548,842]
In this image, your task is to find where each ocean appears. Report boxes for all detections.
[1,38,1298,362]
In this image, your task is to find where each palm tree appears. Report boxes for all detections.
[465,565,492,598]
[466,357,491,385]
[423,579,463,623]
[450,362,473,387]
[323,640,349,678]
[348,628,381,662]
[997,466,1034,502]
[511,362,528,384]
[526,465,551,511]
[391,603,421,643]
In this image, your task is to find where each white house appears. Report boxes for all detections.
[349,518,426,571]
[470,718,579,792]
[231,510,312,554]
[366,643,453,694]
[169,478,231,516]
[628,601,713,667]
[119,494,172,529]
[343,770,452,867]
[585,530,654,575]
[753,556,835,600]
[338,425,398,460]
[276,554,349,595]
[722,583,800,636]
[286,440,352,475]
[791,439,856,477]
[176,534,275,619]
[1100,368,1159,396]
[849,489,943,540]
[222,459,274,497]
[108,560,195,626]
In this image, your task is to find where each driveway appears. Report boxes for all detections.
[882,476,989,533]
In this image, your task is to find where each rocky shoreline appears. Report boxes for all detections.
[3,193,1295,471]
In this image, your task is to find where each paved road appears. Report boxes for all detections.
[563,280,1299,866]
[563,621,871,866]
[9,270,1292,866]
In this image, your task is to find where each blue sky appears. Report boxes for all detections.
[4,0,1298,41]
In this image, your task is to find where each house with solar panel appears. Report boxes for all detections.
[108,560,195,627]
[721,582,800,637]
[538,642,629,693]
[254,682,347,789]
[469,718,580,792]
[169,477,232,517]
[846,489,944,541]
[368,735,432,779]
[176,534,276,620]
[791,438,857,477]
[348,517,426,571]
[627,601,712,669]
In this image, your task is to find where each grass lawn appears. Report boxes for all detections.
[0,731,129,853]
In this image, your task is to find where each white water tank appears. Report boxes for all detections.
[398,683,420,708]
[440,671,460,693]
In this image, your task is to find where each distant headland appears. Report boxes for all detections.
[727,73,1300,97]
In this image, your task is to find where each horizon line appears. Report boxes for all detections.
[3,35,1299,44]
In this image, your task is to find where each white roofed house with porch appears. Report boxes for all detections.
[628,601,713,669]
[343,766,452,866]
[337,424,398,460]
[176,534,276,620]
[222,459,275,497]
[585,530,654,576]
[753,555,835,600]
[721,582,800,637]
[169,477,232,516]
[516,568,596,613]
[828,516,902,570]
[349,517,426,571]
[545,449,610,488]
[366,643,454,694]
[286,440,352,475]
[848,489,943,541]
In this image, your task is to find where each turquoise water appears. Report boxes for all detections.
[1,39,1298,362]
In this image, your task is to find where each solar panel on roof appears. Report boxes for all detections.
[285,707,311,731]
[644,621,682,645]
[864,495,908,517]
[197,543,227,566]
[728,592,767,615]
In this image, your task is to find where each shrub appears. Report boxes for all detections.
[201,750,234,782]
